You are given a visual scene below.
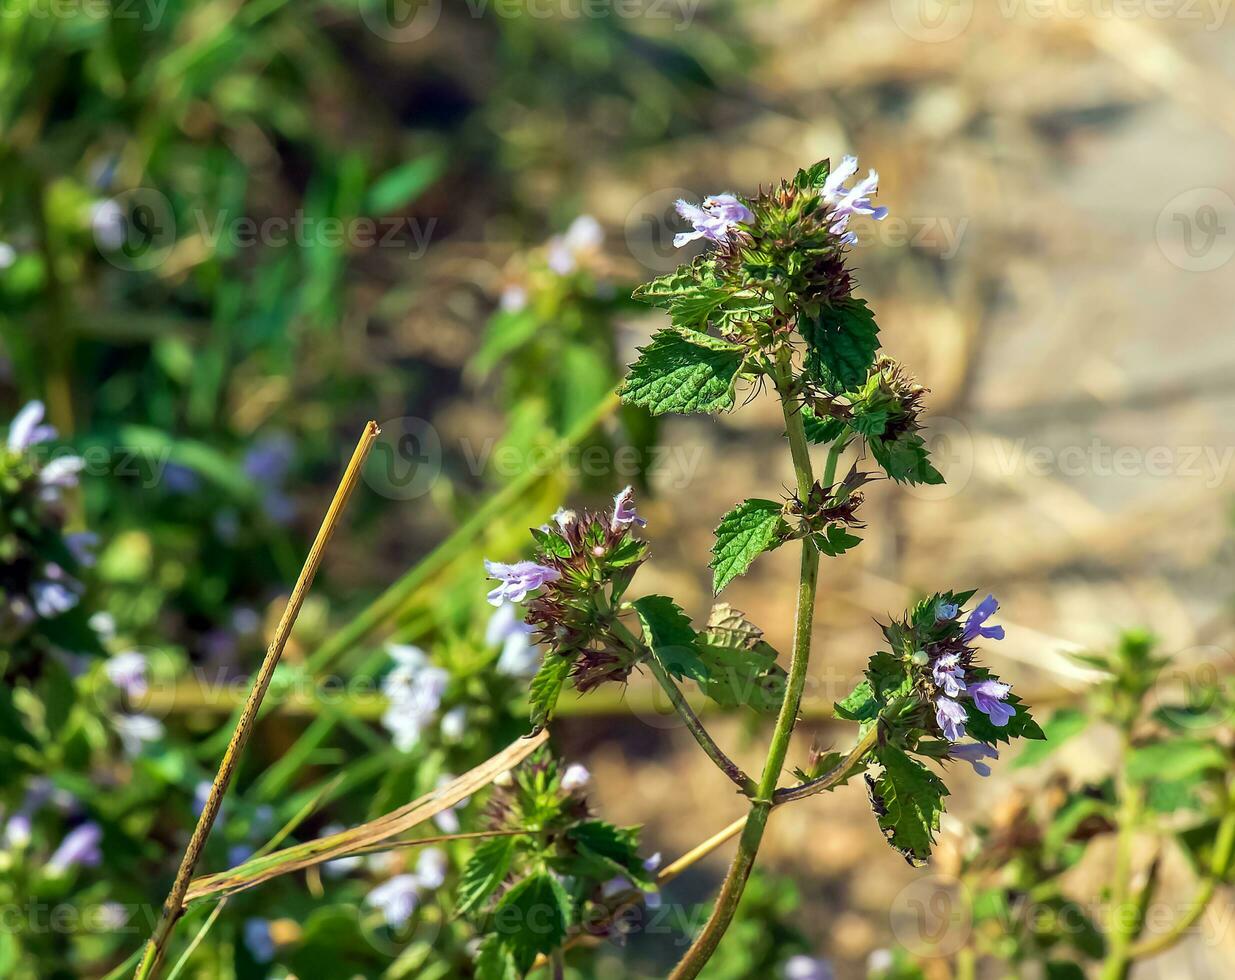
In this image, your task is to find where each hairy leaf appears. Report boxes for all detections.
[873,745,949,865]
[869,431,944,486]
[800,298,880,391]
[800,405,847,445]
[457,835,519,917]
[494,872,571,971]
[474,935,520,980]
[621,330,746,416]
[529,653,574,731]
[710,498,787,594]
[694,604,787,713]
[631,595,706,682]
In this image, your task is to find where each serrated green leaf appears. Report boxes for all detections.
[621,330,746,416]
[457,836,519,917]
[813,523,862,558]
[569,820,654,888]
[800,405,847,445]
[710,498,786,594]
[693,604,787,714]
[835,679,878,722]
[631,595,706,682]
[474,935,520,980]
[1013,708,1089,769]
[873,746,949,864]
[493,872,571,971]
[800,298,880,391]
[869,431,944,486]
[528,653,574,730]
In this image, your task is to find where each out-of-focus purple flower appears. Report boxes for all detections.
[546,215,604,276]
[243,917,276,963]
[784,955,834,980]
[611,485,646,532]
[821,156,889,245]
[674,194,752,248]
[381,645,450,752]
[46,822,103,874]
[7,401,56,452]
[561,763,591,793]
[963,595,1005,642]
[90,200,125,250]
[931,652,966,698]
[32,581,79,618]
[243,435,296,525]
[935,696,968,742]
[365,874,421,929]
[970,679,1015,727]
[65,532,99,568]
[0,242,16,269]
[484,559,560,606]
[161,462,201,495]
[950,742,998,778]
[104,651,149,699]
[113,713,163,756]
[439,706,467,743]
[40,454,85,495]
[4,813,32,848]
[499,283,528,313]
[415,848,448,889]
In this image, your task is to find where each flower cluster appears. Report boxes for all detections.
[380,644,451,752]
[484,487,648,696]
[1,401,93,649]
[364,847,449,929]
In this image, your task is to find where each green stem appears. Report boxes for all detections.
[669,351,820,979]
[1100,733,1147,980]
[1129,776,1235,960]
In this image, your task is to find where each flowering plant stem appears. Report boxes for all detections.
[668,351,828,979]
[132,422,378,980]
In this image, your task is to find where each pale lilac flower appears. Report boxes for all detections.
[0,242,15,269]
[935,696,968,742]
[46,822,103,874]
[499,283,528,313]
[4,813,32,848]
[936,600,959,621]
[970,678,1015,726]
[243,435,296,524]
[415,848,448,889]
[950,742,999,778]
[243,918,275,963]
[365,874,421,929]
[381,645,450,752]
[963,595,1005,642]
[440,706,467,743]
[674,193,752,248]
[611,485,646,531]
[32,581,79,618]
[90,611,117,638]
[561,763,591,793]
[484,559,560,606]
[7,400,56,452]
[65,532,99,567]
[104,651,149,699]
[547,215,604,275]
[551,506,577,531]
[40,454,85,493]
[931,652,966,698]
[113,713,163,756]
[820,155,889,245]
[784,955,834,980]
[90,199,126,251]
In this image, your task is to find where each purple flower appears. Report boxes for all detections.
[935,696,968,742]
[673,193,753,248]
[931,652,966,698]
[950,742,999,778]
[65,532,99,567]
[936,600,959,621]
[487,603,541,678]
[821,156,889,245]
[243,435,296,524]
[611,485,647,532]
[561,763,591,793]
[414,848,448,889]
[963,594,1005,642]
[970,678,1015,727]
[40,454,85,496]
[114,713,164,756]
[32,581,79,618]
[784,955,834,980]
[104,651,149,699]
[547,215,604,275]
[381,646,450,753]
[243,918,275,963]
[484,559,560,606]
[366,874,420,928]
[7,400,56,452]
[4,813,32,848]
[440,706,467,743]
[46,822,102,874]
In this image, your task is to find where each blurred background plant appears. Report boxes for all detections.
[2,0,1235,976]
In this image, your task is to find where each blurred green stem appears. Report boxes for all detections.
[1100,732,1147,980]
[669,350,822,979]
